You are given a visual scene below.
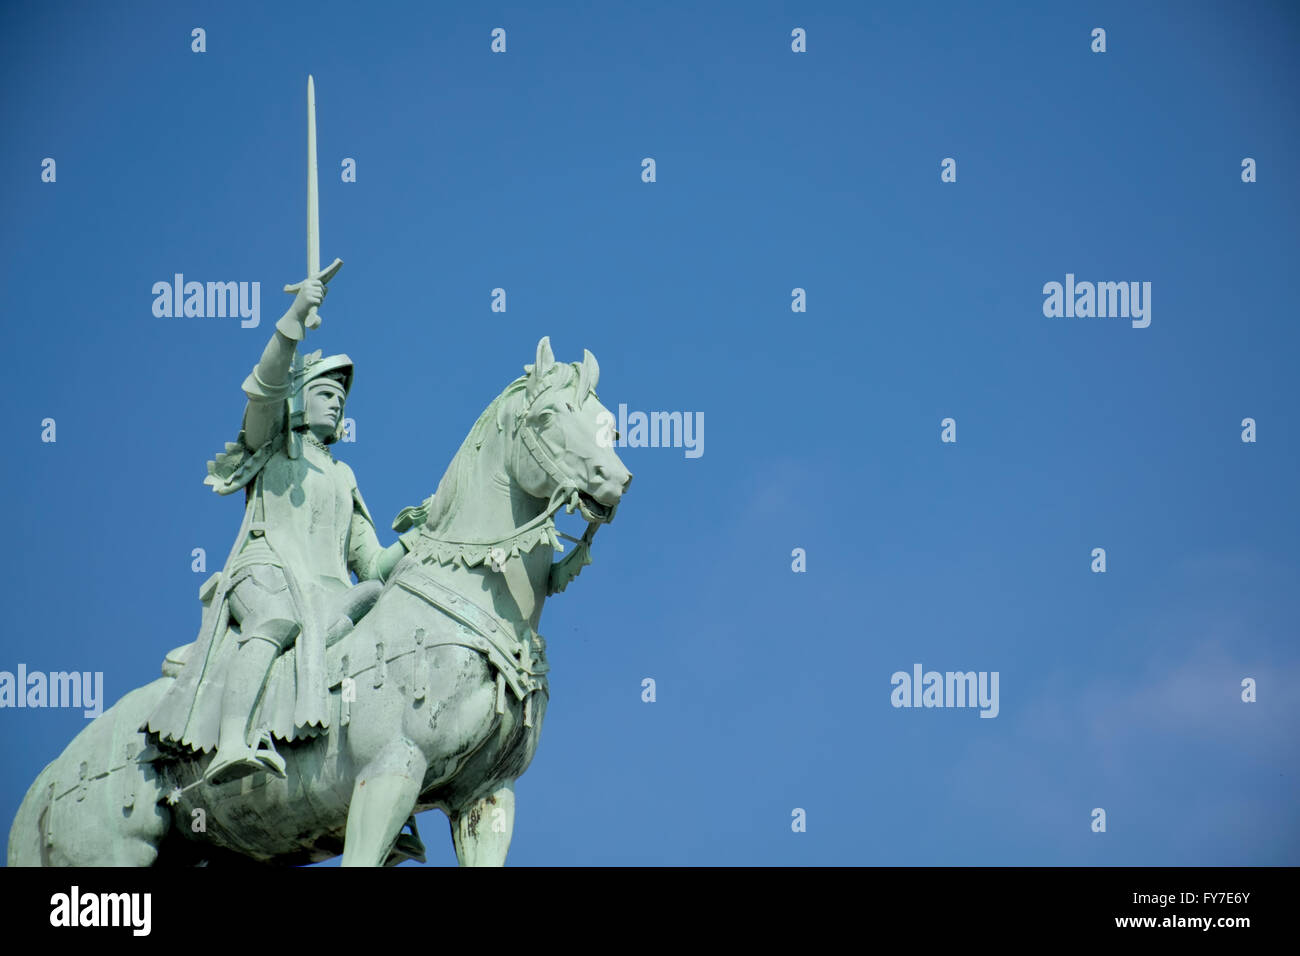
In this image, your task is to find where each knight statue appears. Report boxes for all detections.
[143,271,419,784]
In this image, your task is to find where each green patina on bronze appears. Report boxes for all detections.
[6,78,632,867]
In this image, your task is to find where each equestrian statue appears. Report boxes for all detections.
[6,77,632,867]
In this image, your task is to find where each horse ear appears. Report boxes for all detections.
[577,349,599,400]
[536,336,555,370]
[528,337,555,397]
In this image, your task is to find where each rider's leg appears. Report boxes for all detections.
[204,567,300,785]
[323,579,384,646]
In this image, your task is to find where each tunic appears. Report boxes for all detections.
[145,376,389,753]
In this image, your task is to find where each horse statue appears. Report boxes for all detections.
[6,337,631,867]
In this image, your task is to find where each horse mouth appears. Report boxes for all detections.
[577,492,614,523]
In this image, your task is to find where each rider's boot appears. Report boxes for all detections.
[204,625,296,785]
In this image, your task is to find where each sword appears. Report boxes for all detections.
[284,74,342,331]
[283,75,342,454]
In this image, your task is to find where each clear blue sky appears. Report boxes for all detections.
[1,0,1296,866]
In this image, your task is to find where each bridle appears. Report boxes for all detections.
[411,379,612,595]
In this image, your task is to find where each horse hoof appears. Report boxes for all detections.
[388,833,427,865]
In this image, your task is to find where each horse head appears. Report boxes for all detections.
[507,337,632,524]
[405,336,632,591]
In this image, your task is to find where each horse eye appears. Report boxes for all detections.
[566,402,575,412]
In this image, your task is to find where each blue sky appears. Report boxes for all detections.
[1,0,1297,866]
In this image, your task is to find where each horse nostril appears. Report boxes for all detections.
[622,473,633,492]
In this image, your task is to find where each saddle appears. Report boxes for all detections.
[162,578,384,679]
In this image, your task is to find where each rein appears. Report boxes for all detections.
[396,382,605,597]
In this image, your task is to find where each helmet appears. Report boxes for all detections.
[288,349,354,442]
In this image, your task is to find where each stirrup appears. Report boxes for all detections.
[204,733,286,785]
[251,731,287,778]
[204,749,262,786]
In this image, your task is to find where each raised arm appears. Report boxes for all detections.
[240,275,328,449]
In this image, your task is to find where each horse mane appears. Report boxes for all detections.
[424,362,587,535]
[424,379,519,533]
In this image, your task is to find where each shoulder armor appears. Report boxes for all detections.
[204,430,283,495]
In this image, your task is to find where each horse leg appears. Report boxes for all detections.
[449,780,515,867]
[340,737,427,867]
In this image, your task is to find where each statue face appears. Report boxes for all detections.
[304,379,346,438]
[514,373,632,524]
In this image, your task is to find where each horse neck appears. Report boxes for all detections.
[438,425,539,541]
[430,420,552,627]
